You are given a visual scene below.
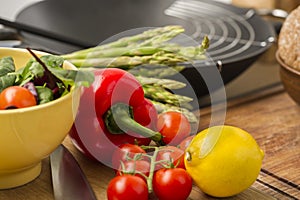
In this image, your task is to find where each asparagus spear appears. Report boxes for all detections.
[137,28,185,47]
[136,76,186,90]
[142,84,193,109]
[63,46,175,60]
[144,35,209,59]
[67,52,189,68]
[129,65,185,78]
[62,25,184,58]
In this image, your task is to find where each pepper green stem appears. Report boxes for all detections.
[104,103,164,145]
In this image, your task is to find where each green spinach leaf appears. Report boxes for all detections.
[0,57,15,76]
[40,55,64,68]
[14,60,42,86]
[38,55,94,95]
[35,86,54,104]
[0,57,16,92]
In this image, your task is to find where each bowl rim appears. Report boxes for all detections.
[276,50,300,76]
[0,47,78,114]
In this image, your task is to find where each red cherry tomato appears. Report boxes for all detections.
[153,168,193,200]
[178,135,195,151]
[107,175,148,200]
[116,160,151,182]
[156,146,185,169]
[0,86,36,109]
[112,143,146,170]
[157,111,191,145]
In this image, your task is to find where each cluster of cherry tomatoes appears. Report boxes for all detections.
[107,111,195,200]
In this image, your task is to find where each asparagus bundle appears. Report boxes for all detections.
[62,25,209,68]
[62,25,209,124]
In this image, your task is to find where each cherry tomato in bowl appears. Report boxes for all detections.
[0,86,36,109]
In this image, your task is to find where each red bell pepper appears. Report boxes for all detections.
[69,68,163,165]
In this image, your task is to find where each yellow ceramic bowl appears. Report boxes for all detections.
[0,48,80,189]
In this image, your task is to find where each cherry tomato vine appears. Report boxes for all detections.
[108,144,193,200]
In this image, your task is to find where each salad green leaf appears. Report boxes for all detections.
[15,60,42,86]
[13,54,94,98]
[39,55,94,95]
[1,52,94,105]
[35,86,54,104]
[0,57,16,92]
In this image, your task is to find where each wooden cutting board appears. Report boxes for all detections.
[0,137,277,200]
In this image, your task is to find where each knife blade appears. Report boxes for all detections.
[0,40,21,47]
[50,145,97,200]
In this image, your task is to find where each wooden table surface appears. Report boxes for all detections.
[1,74,300,199]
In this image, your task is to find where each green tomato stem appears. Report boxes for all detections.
[140,146,180,193]
[146,146,159,193]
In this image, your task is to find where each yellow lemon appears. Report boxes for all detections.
[184,125,264,197]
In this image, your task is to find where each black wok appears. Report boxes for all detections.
[13,0,277,99]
